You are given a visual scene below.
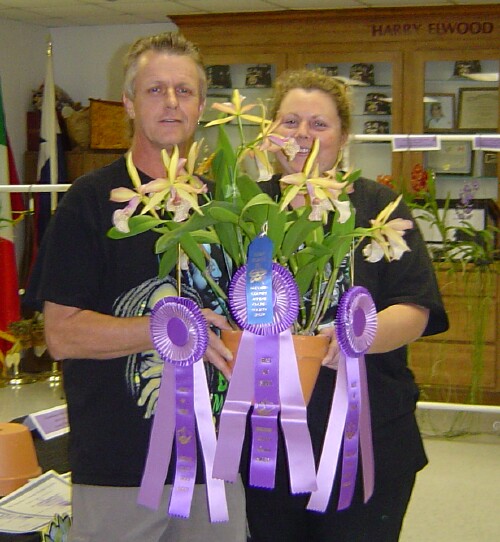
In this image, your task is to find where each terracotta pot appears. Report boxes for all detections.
[0,423,42,496]
[221,330,328,405]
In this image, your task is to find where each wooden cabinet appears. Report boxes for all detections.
[172,5,500,203]
[171,7,500,404]
[409,265,499,405]
[24,149,123,184]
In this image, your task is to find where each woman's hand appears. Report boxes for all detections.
[318,325,341,371]
[201,308,234,380]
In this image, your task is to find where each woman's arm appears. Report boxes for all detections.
[320,303,429,369]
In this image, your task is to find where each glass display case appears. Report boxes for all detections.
[416,53,499,201]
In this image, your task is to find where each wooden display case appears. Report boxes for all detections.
[171,6,500,403]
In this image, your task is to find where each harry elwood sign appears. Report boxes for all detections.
[371,20,494,38]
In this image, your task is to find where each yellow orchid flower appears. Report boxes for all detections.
[362,195,413,262]
[204,89,269,127]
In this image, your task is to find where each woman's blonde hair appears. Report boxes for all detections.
[270,68,352,136]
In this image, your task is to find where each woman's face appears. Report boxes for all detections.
[274,88,347,175]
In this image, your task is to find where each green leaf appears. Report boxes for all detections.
[158,250,177,278]
[207,206,240,224]
[212,127,238,203]
[179,233,207,271]
[281,208,322,258]
[213,222,243,266]
[107,215,165,239]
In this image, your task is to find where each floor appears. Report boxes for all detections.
[400,409,500,542]
[1,380,499,541]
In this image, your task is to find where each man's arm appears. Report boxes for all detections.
[44,301,234,379]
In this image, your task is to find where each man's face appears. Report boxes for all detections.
[123,51,204,154]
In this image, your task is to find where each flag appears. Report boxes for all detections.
[35,40,67,247]
[0,79,21,352]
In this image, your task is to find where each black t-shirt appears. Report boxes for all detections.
[249,176,449,491]
[36,157,230,486]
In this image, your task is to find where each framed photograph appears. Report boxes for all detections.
[426,140,473,174]
[206,65,232,89]
[458,87,499,130]
[424,93,455,132]
[482,151,497,177]
[245,65,272,88]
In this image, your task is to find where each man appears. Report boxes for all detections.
[35,32,245,542]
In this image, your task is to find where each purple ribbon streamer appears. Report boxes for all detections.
[137,362,176,510]
[279,330,317,494]
[138,297,228,522]
[193,361,229,522]
[337,356,361,510]
[213,330,317,494]
[249,334,280,489]
[212,331,255,483]
[307,286,376,512]
[169,367,197,518]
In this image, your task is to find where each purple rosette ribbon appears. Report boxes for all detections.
[307,286,376,512]
[137,297,228,522]
[213,264,317,494]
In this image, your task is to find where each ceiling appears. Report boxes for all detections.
[0,0,497,28]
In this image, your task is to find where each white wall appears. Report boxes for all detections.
[50,22,176,106]
[0,19,177,181]
[0,18,46,180]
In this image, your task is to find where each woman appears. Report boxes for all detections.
[243,69,449,542]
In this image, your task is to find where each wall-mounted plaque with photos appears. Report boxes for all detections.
[206,65,232,89]
[364,93,391,115]
[245,65,272,88]
[364,120,390,134]
[426,141,473,175]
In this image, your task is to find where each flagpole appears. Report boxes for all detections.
[47,39,58,212]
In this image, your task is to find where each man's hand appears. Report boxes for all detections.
[201,308,234,380]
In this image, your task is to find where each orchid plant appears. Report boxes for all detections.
[108,89,412,334]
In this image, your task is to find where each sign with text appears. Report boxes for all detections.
[24,404,69,440]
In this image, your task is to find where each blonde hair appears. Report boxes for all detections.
[270,68,352,136]
[123,31,207,101]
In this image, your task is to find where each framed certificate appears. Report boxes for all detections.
[458,87,499,130]
[426,141,473,174]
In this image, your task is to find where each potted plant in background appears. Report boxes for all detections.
[378,165,499,428]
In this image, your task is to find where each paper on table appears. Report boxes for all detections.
[0,470,71,534]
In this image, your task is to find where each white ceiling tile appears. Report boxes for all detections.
[104,2,200,16]
[179,0,285,12]
[269,0,365,8]
[0,0,495,27]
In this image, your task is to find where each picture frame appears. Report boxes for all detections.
[481,151,497,177]
[245,65,272,88]
[424,93,455,132]
[426,140,473,175]
[458,87,499,130]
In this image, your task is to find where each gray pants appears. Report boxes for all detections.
[68,478,246,542]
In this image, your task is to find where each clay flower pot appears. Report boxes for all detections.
[221,329,328,404]
[0,423,42,496]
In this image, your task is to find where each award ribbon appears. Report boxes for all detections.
[138,297,228,522]
[307,286,376,512]
[213,261,317,494]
